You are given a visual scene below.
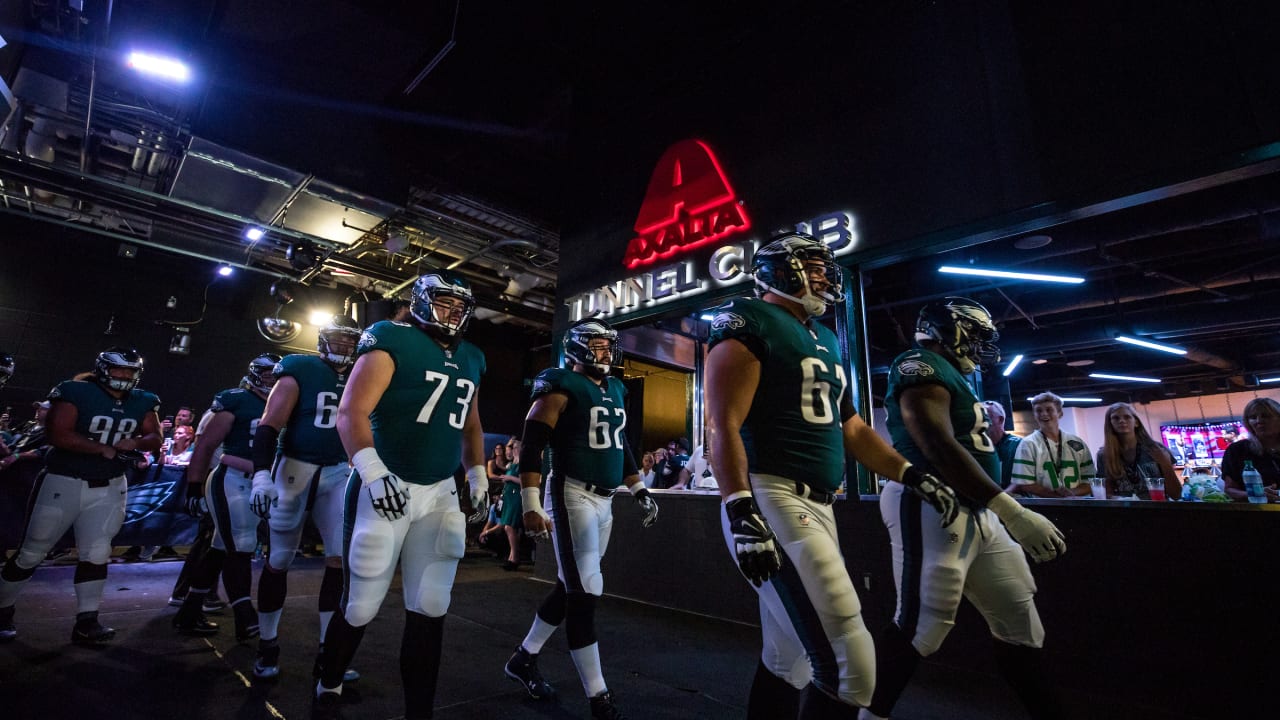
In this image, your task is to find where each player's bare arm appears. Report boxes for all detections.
[259,375,300,432]
[337,350,393,456]
[705,337,760,500]
[899,383,1002,503]
[187,411,233,486]
[842,413,912,480]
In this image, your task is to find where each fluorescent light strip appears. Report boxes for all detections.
[1115,335,1186,356]
[1001,354,1025,377]
[1089,372,1162,383]
[938,266,1085,284]
[1026,396,1103,403]
[1260,376,1280,384]
[699,313,715,321]
[126,51,191,82]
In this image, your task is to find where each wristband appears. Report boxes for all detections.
[985,491,1022,521]
[896,461,913,483]
[725,489,752,504]
[351,447,390,487]
[466,464,487,492]
[628,482,649,497]
[521,486,545,516]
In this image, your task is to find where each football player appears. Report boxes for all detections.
[0,348,162,645]
[249,316,363,681]
[503,319,659,720]
[174,353,281,640]
[705,233,958,719]
[314,271,489,720]
[861,298,1066,720]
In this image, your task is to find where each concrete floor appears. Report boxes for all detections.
[0,551,1193,720]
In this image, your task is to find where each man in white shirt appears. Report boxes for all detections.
[1010,392,1093,497]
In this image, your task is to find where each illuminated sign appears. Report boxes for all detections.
[568,211,856,322]
[622,139,751,270]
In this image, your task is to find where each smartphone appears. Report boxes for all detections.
[164,415,175,424]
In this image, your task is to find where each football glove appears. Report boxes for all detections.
[987,492,1066,563]
[352,447,410,521]
[112,448,148,470]
[633,487,659,528]
[901,464,960,527]
[521,486,552,540]
[184,480,208,518]
[725,495,782,587]
[250,470,277,520]
[465,465,488,524]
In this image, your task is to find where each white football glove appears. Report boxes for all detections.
[250,470,277,520]
[353,447,410,521]
[465,465,488,524]
[987,492,1066,563]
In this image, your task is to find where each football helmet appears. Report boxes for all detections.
[95,347,144,392]
[915,297,1000,374]
[318,315,361,368]
[564,319,621,377]
[410,271,476,341]
[243,353,282,393]
[752,231,844,316]
[0,351,13,387]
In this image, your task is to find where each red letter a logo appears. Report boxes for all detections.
[623,140,751,269]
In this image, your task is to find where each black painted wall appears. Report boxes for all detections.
[0,214,547,434]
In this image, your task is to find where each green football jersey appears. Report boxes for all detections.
[45,379,160,480]
[354,320,486,485]
[209,387,267,459]
[885,346,999,489]
[532,368,628,488]
[274,354,347,466]
[707,297,850,493]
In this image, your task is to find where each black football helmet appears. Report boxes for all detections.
[752,232,844,316]
[564,319,621,377]
[410,271,476,342]
[243,353,282,393]
[318,315,361,369]
[0,351,13,387]
[95,347,144,392]
[916,297,1000,374]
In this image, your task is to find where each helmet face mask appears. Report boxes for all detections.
[752,232,844,316]
[915,297,1000,374]
[318,316,361,369]
[95,347,144,392]
[244,353,282,393]
[410,272,476,343]
[565,320,621,378]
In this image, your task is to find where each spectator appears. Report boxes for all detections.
[487,440,510,486]
[653,438,689,489]
[1095,402,1180,501]
[165,424,196,465]
[477,489,510,558]
[1221,398,1280,503]
[1010,392,1094,497]
[983,400,1021,488]
[638,451,656,487]
[498,437,525,571]
[675,438,717,491]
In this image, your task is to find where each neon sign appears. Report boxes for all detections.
[622,140,751,270]
[568,211,856,322]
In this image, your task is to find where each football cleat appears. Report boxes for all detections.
[253,644,281,680]
[173,613,220,636]
[71,613,116,646]
[313,646,361,683]
[589,690,626,720]
[505,645,556,700]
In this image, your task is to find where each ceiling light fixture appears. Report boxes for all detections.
[308,309,335,326]
[1032,358,1049,365]
[1002,354,1025,377]
[1089,372,1162,383]
[938,266,1085,284]
[1260,376,1280,384]
[245,227,265,241]
[217,265,234,277]
[1025,396,1103,404]
[699,313,715,321]
[1115,335,1187,356]
[126,51,191,83]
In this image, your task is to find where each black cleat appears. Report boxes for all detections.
[0,605,15,644]
[312,684,343,720]
[71,614,116,646]
[589,690,625,720]
[173,613,220,636]
[254,643,281,680]
[504,645,556,700]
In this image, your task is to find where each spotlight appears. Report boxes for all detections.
[169,329,192,355]
[269,279,297,305]
[217,265,234,277]
[245,227,265,241]
[288,241,320,272]
[256,317,301,344]
[309,309,335,326]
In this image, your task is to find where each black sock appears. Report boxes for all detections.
[747,660,800,720]
[221,551,253,604]
[258,566,287,614]
[401,612,444,719]
[318,565,343,613]
[798,682,858,719]
[867,623,922,718]
[319,609,366,689]
[536,581,567,625]
[991,639,1064,720]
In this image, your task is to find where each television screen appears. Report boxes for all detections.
[1160,421,1246,464]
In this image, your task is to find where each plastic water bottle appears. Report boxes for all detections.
[1243,460,1266,504]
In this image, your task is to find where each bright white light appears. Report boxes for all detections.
[309,310,335,326]
[1089,372,1162,383]
[699,313,715,321]
[1115,335,1186,356]
[1025,396,1103,403]
[1001,354,1025,377]
[1260,376,1280,384]
[244,227,265,241]
[126,51,191,83]
[217,265,233,277]
[938,266,1085,284]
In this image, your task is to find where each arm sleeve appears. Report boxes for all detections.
[251,424,280,472]
[519,419,553,471]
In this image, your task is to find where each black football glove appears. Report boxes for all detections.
[183,480,208,518]
[902,465,960,527]
[112,449,148,470]
[725,496,782,587]
[634,487,659,528]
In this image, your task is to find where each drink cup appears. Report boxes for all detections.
[1146,477,1167,502]
[1089,477,1108,500]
